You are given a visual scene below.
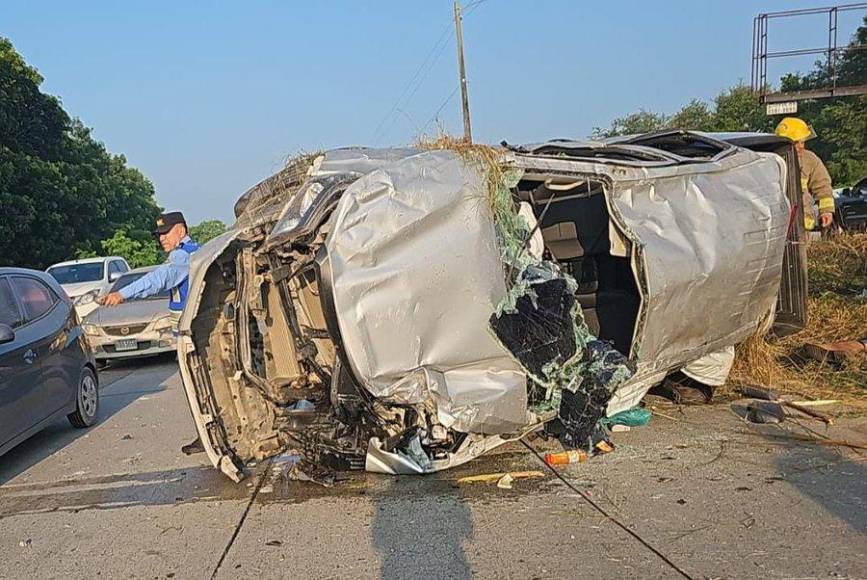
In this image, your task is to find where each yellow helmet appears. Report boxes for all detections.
[775,117,816,142]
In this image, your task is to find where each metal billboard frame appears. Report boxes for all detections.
[752,3,867,104]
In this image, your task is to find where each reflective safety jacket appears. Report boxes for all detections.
[800,149,834,230]
[168,238,200,312]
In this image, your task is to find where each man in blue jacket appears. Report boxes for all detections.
[99,212,199,317]
[99,211,203,453]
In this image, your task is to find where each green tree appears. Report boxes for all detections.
[188,219,227,245]
[99,230,161,268]
[594,84,771,139]
[592,110,668,138]
[837,16,867,87]
[0,38,68,160]
[710,84,773,133]
[777,16,867,185]
[667,99,715,131]
[0,37,161,269]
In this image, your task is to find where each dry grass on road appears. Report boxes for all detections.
[731,232,867,407]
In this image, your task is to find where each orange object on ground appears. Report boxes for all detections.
[543,449,587,466]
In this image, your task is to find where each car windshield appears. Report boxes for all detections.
[110,271,169,299]
[48,263,104,284]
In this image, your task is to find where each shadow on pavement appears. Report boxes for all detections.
[371,474,474,580]
[729,401,867,535]
[0,355,178,486]
[772,434,867,535]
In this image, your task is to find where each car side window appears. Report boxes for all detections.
[0,277,23,328]
[108,261,121,277]
[118,261,130,273]
[11,277,58,323]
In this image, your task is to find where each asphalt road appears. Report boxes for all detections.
[0,357,865,579]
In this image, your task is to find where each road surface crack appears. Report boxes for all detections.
[209,458,273,579]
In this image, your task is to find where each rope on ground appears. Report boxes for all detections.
[520,439,696,580]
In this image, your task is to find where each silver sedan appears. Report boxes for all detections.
[81,267,176,362]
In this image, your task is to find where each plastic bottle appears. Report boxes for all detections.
[543,449,587,466]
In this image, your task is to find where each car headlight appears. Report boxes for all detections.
[74,290,99,306]
[153,316,173,333]
[82,323,101,336]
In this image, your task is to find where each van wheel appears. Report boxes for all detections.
[68,368,99,428]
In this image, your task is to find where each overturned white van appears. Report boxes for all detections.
[177,132,805,481]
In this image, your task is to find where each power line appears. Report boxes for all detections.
[393,30,455,130]
[420,86,459,136]
[375,30,455,144]
[371,21,454,145]
[521,440,695,580]
[372,0,494,145]
[463,0,492,16]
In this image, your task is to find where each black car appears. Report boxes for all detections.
[836,177,867,231]
[0,268,99,457]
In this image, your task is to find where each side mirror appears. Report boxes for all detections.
[841,187,852,197]
[0,323,15,345]
[109,271,121,283]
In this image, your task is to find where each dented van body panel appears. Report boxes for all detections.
[177,132,796,481]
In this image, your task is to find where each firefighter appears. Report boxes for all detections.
[774,117,835,230]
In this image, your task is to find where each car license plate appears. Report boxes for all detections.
[114,339,138,352]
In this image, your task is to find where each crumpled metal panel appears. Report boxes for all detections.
[267,148,421,246]
[608,152,789,412]
[183,141,794,481]
[511,149,789,415]
[178,230,239,334]
[324,150,530,434]
[309,147,421,177]
[610,152,788,364]
[367,365,528,433]
[365,425,541,475]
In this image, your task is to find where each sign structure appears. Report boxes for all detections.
[766,102,798,116]
[752,4,867,104]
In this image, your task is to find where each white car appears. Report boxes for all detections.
[46,256,130,318]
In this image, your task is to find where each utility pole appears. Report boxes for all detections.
[453,0,472,143]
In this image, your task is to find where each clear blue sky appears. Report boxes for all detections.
[5,1,865,224]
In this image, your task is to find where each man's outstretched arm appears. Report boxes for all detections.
[99,250,190,306]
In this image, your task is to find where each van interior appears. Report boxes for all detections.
[516,176,640,358]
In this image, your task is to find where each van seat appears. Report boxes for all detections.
[541,222,583,260]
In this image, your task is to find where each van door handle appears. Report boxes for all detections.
[23,349,37,364]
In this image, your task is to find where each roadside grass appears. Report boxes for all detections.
[730,232,867,407]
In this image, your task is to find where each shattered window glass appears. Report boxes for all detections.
[481,154,636,452]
